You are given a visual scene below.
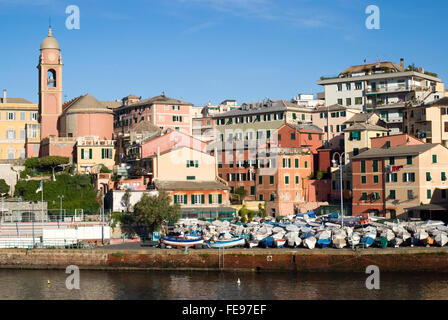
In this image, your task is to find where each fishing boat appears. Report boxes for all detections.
[207,237,245,248]
[360,232,376,247]
[347,232,361,247]
[375,236,388,249]
[422,236,435,247]
[332,230,347,249]
[185,233,202,240]
[274,239,286,248]
[303,235,317,250]
[259,236,275,248]
[435,233,448,247]
[161,236,204,247]
[317,230,332,248]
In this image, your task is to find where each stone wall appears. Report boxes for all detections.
[0,248,447,272]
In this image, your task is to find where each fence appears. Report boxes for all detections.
[0,208,112,223]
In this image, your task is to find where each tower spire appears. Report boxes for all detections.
[48,17,52,36]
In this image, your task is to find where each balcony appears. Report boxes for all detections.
[366,85,413,95]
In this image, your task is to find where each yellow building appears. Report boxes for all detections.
[403,97,448,147]
[75,136,116,174]
[0,91,39,159]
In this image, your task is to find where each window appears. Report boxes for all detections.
[101,148,113,159]
[361,193,368,200]
[361,176,367,184]
[191,194,204,204]
[250,186,255,196]
[355,97,363,105]
[259,194,263,201]
[172,116,183,122]
[389,157,395,165]
[337,84,342,91]
[285,176,289,185]
[361,160,366,173]
[81,148,92,159]
[174,194,187,204]
[372,160,378,172]
[186,160,199,168]
[346,83,351,91]
[6,112,15,120]
[259,176,263,184]
[426,172,432,181]
[346,98,352,106]
[442,172,447,181]
[295,159,299,168]
[295,176,299,184]
[33,144,39,153]
[353,148,359,156]
[389,190,396,200]
[403,172,415,182]
[305,161,308,168]
[291,133,296,140]
[445,122,448,133]
[6,129,15,139]
[355,82,362,90]
[407,190,414,200]
[47,69,56,87]
[433,155,437,163]
[308,133,312,140]
[427,189,432,199]
[407,156,412,165]
[270,176,274,184]
[337,99,343,105]
[187,176,196,181]
[20,112,26,121]
[350,131,360,141]
[373,175,379,184]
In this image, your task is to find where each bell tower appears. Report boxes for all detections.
[38,27,63,139]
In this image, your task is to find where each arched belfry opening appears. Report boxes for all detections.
[47,69,56,87]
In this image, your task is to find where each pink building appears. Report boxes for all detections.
[59,93,114,140]
[114,94,193,137]
[141,130,207,159]
[370,133,424,148]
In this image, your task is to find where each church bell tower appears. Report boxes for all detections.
[38,27,63,139]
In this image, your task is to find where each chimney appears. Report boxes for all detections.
[2,89,6,104]
[400,58,404,69]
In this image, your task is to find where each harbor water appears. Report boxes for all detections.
[1,269,448,300]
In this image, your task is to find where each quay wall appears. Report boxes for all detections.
[1,248,448,272]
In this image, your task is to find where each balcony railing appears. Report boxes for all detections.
[366,85,413,94]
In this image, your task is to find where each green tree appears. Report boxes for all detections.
[121,190,180,237]
[0,179,10,196]
[24,157,40,169]
[14,174,99,212]
[39,156,69,181]
[234,186,248,204]
[100,164,112,173]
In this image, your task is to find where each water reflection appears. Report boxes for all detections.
[0,270,447,300]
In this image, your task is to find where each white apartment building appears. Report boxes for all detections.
[317,59,445,135]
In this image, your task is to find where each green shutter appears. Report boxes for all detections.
[361,160,366,173]
[191,195,195,204]
[184,195,187,204]
[89,149,92,159]
[305,161,308,168]
[81,148,84,159]
[174,195,178,204]
[433,155,437,163]
[295,159,299,168]
[101,148,105,159]
[186,160,190,168]
[201,195,205,204]
[195,160,198,168]
[218,194,222,204]
[209,194,213,204]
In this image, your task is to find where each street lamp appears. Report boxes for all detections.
[57,195,64,223]
[332,152,345,226]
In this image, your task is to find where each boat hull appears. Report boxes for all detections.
[162,237,204,247]
[208,238,245,248]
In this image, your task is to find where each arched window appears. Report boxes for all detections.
[47,69,56,87]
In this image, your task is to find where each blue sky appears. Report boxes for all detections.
[0,0,447,106]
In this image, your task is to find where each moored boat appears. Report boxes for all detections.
[207,237,246,248]
[161,236,204,247]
